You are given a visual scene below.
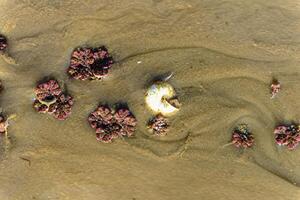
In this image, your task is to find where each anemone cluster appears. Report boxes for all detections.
[33,79,73,120]
[231,124,254,148]
[88,105,137,143]
[147,114,169,136]
[274,124,300,150]
[67,46,114,80]
[0,35,299,151]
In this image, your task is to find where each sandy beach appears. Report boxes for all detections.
[0,0,300,199]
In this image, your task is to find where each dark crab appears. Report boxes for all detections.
[88,105,137,143]
[274,124,300,150]
[0,35,7,52]
[67,46,114,80]
[231,124,254,148]
[147,114,169,136]
[33,79,73,120]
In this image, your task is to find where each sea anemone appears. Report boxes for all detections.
[231,124,254,148]
[147,114,169,136]
[35,79,62,103]
[88,105,137,143]
[274,124,300,150]
[145,81,180,116]
[48,94,74,120]
[33,79,73,120]
[67,46,114,80]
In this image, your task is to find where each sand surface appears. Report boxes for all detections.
[0,0,300,199]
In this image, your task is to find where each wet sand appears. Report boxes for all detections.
[0,0,300,199]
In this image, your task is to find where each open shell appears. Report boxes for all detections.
[145,82,179,116]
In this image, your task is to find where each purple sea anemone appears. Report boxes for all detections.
[231,124,254,148]
[48,94,74,120]
[33,79,73,120]
[88,105,137,143]
[67,46,114,80]
[35,79,62,102]
[147,114,169,136]
[274,124,300,150]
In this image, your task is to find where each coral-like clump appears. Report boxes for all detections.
[67,46,114,80]
[231,124,254,148]
[147,114,169,136]
[88,105,137,143]
[274,124,300,150]
[33,79,73,120]
[271,80,280,99]
[0,35,7,52]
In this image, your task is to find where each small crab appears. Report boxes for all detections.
[147,114,169,136]
[231,124,254,148]
[67,46,114,80]
[274,124,300,150]
[33,79,73,120]
[88,105,137,143]
[270,79,280,99]
[0,35,8,52]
